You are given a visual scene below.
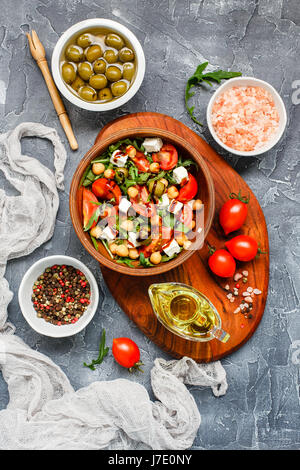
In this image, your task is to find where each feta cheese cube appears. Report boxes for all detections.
[168,199,183,214]
[119,197,132,214]
[142,137,163,153]
[173,166,189,185]
[128,231,141,247]
[162,239,181,257]
[158,193,170,209]
[101,226,116,242]
[110,150,128,167]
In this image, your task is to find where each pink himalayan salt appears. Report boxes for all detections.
[211,86,280,152]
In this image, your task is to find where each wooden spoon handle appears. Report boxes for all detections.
[37,58,78,151]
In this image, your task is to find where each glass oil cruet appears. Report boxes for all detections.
[148,283,230,343]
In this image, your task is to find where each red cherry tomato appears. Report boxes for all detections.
[82,188,99,229]
[133,150,150,172]
[112,338,142,370]
[92,178,121,204]
[225,235,259,262]
[219,192,249,235]
[92,178,110,199]
[152,144,178,170]
[177,173,198,203]
[208,248,236,278]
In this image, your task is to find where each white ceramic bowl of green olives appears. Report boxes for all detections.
[51,19,145,111]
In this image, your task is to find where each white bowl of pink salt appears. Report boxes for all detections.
[207,77,287,156]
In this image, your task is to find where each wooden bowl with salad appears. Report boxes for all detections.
[70,128,215,276]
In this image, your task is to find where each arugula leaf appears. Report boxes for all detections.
[116,257,136,267]
[90,235,98,251]
[84,207,100,232]
[83,329,109,371]
[161,252,181,263]
[139,252,154,267]
[185,61,242,125]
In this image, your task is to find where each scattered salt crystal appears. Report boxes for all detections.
[240,304,246,310]
[242,292,249,296]
[244,303,249,308]
[230,298,235,303]
[234,307,240,314]
[234,273,242,281]
[247,287,253,293]
[245,296,253,303]
[253,289,262,295]
[227,293,233,299]
[225,284,230,290]
[242,270,248,277]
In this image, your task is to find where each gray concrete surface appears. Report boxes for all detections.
[0,0,299,449]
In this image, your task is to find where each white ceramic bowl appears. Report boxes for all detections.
[206,76,287,156]
[51,18,146,111]
[18,255,99,338]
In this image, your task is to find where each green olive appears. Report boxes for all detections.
[77,61,94,81]
[65,44,84,62]
[79,85,97,101]
[86,44,103,62]
[111,80,127,97]
[105,65,122,82]
[89,74,108,90]
[105,33,124,50]
[148,180,165,198]
[76,33,92,48]
[118,47,134,63]
[122,62,135,81]
[98,87,113,101]
[93,59,106,74]
[115,167,129,184]
[71,75,85,92]
[61,62,76,84]
[103,49,118,64]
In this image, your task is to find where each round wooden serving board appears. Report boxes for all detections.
[95,112,269,362]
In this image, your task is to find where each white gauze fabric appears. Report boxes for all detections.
[0,122,228,450]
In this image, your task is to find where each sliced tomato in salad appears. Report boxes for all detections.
[82,188,99,230]
[130,185,156,218]
[92,178,121,204]
[139,238,161,257]
[177,173,198,203]
[161,225,173,245]
[133,151,150,172]
[152,144,178,170]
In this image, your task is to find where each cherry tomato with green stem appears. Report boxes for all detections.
[225,235,266,262]
[208,246,236,278]
[219,191,249,235]
[112,337,144,372]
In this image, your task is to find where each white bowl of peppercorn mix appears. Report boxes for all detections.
[18,255,99,338]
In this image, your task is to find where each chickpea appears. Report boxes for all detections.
[104,168,115,179]
[109,242,118,255]
[126,145,136,159]
[120,219,134,232]
[127,186,139,198]
[150,162,160,173]
[193,199,203,211]
[90,226,102,239]
[92,162,105,175]
[183,240,192,250]
[160,178,168,187]
[175,233,188,246]
[150,252,162,265]
[167,186,179,199]
[115,244,129,257]
[128,248,139,259]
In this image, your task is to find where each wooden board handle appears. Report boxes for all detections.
[37,59,78,151]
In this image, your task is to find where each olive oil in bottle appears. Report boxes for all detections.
[148,283,230,343]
